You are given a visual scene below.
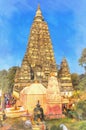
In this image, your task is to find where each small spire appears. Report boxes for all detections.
[38,4,40,10]
[34,4,44,21]
[62,57,66,62]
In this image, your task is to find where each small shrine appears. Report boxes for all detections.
[20,76,64,119]
[20,83,47,113]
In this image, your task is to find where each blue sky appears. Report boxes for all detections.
[0,0,86,74]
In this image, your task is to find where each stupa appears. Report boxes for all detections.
[14,5,57,93]
[58,58,73,96]
[46,76,62,118]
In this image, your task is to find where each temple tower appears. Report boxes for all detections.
[58,58,73,96]
[14,5,58,92]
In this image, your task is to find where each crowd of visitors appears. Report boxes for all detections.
[1,93,16,110]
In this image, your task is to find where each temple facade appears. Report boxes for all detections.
[14,5,73,96]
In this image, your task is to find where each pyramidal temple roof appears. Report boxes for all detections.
[34,5,44,21]
[14,5,58,92]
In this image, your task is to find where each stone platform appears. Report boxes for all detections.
[5,107,26,118]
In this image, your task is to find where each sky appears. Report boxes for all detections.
[0,0,86,74]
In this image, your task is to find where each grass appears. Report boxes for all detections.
[1,117,86,130]
[46,118,86,130]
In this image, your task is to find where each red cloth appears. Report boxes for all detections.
[46,105,62,115]
[6,104,11,108]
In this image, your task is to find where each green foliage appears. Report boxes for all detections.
[71,73,86,91]
[79,48,86,73]
[7,66,18,93]
[57,126,63,130]
[50,125,57,130]
[68,110,78,119]
[76,100,86,120]
[50,125,63,130]
[77,75,86,90]
[64,108,78,119]
[79,123,86,130]
[0,66,19,94]
[71,73,79,90]
[0,69,9,93]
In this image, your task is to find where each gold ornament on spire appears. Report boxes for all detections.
[34,4,44,21]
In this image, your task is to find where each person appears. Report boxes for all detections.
[6,99,10,108]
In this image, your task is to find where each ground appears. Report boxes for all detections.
[0,117,86,130]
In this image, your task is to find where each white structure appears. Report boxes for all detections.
[20,83,47,113]
[60,124,68,130]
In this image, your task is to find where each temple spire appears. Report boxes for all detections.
[34,4,44,21]
[58,57,73,92]
[14,5,57,92]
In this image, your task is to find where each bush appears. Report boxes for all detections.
[50,125,57,130]
[79,123,86,130]
[76,100,86,120]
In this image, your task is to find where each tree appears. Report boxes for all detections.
[76,100,86,120]
[79,48,86,74]
[71,73,79,90]
[0,66,19,94]
[0,70,9,93]
[77,76,86,91]
[7,66,19,93]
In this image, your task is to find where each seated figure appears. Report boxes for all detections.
[33,100,44,122]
